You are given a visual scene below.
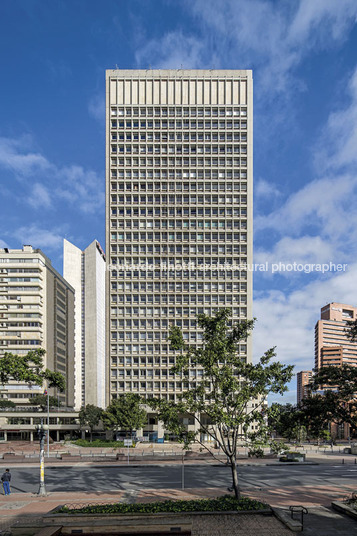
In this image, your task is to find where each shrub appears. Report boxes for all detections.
[248,446,265,458]
[57,495,269,515]
[73,439,126,448]
[0,400,16,408]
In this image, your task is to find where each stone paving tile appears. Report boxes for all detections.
[191,513,291,536]
[302,506,357,536]
[137,487,228,502]
[246,484,353,508]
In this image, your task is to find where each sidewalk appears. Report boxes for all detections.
[1,439,357,466]
[0,484,356,535]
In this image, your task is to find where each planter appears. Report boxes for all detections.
[12,508,273,536]
[279,452,305,463]
[332,501,357,520]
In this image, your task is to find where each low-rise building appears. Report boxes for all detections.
[0,407,79,442]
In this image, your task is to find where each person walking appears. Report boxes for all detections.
[1,469,11,495]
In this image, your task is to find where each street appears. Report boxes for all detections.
[7,463,357,495]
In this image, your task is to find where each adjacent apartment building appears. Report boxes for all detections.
[315,302,357,370]
[63,239,106,410]
[0,245,75,407]
[314,302,357,439]
[106,69,253,416]
[296,370,313,404]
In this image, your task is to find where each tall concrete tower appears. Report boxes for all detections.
[106,69,253,409]
[63,239,106,409]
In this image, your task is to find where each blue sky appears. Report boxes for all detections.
[1,0,357,402]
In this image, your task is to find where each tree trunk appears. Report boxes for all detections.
[230,458,240,500]
[90,429,93,443]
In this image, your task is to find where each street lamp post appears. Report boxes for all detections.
[37,421,49,496]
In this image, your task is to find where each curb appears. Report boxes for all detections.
[273,507,302,532]
[331,501,357,520]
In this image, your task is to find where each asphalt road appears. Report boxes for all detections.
[7,464,357,495]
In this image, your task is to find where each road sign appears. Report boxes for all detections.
[124,439,133,447]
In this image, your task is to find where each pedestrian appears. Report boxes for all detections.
[1,469,11,495]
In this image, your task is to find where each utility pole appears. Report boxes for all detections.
[37,421,49,496]
[44,388,50,457]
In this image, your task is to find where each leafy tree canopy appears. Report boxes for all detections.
[269,403,305,442]
[310,365,357,399]
[79,404,103,428]
[103,394,147,434]
[303,365,357,438]
[147,309,293,498]
[0,399,16,408]
[79,404,104,441]
[30,394,61,410]
[0,348,65,392]
[346,319,357,343]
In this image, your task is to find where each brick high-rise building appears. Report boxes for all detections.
[106,70,253,423]
[297,370,313,404]
[315,303,357,370]
[314,302,357,439]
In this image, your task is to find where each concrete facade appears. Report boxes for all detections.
[0,408,79,442]
[63,239,106,409]
[105,69,253,408]
[0,245,75,407]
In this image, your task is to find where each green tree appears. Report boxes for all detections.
[30,394,62,411]
[103,394,147,439]
[310,365,357,400]
[147,309,293,499]
[0,399,16,409]
[0,348,65,392]
[269,403,305,442]
[299,393,340,442]
[346,320,357,343]
[79,404,104,442]
[304,365,357,439]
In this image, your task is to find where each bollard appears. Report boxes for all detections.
[342,458,345,464]
[355,458,356,465]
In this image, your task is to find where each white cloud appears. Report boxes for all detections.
[0,137,104,214]
[255,65,357,270]
[254,263,357,402]
[190,0,357,92]
[315,66,357,172]
[135,31,206,69]
[135,0,357,94]
[11,224,67,251]
[255,172,357,252]
[0,137,51,176]
[255,236,335,269]
[88,93,105,123]
[56,165,105,214]
[0,239,8,248]
[28,183,52,209]
[252,63,357,403]
[289,0,357,43]
[255,179,281,199]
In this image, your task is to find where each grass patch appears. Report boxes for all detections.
[72,439,126,448]
[57,495,269,515]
